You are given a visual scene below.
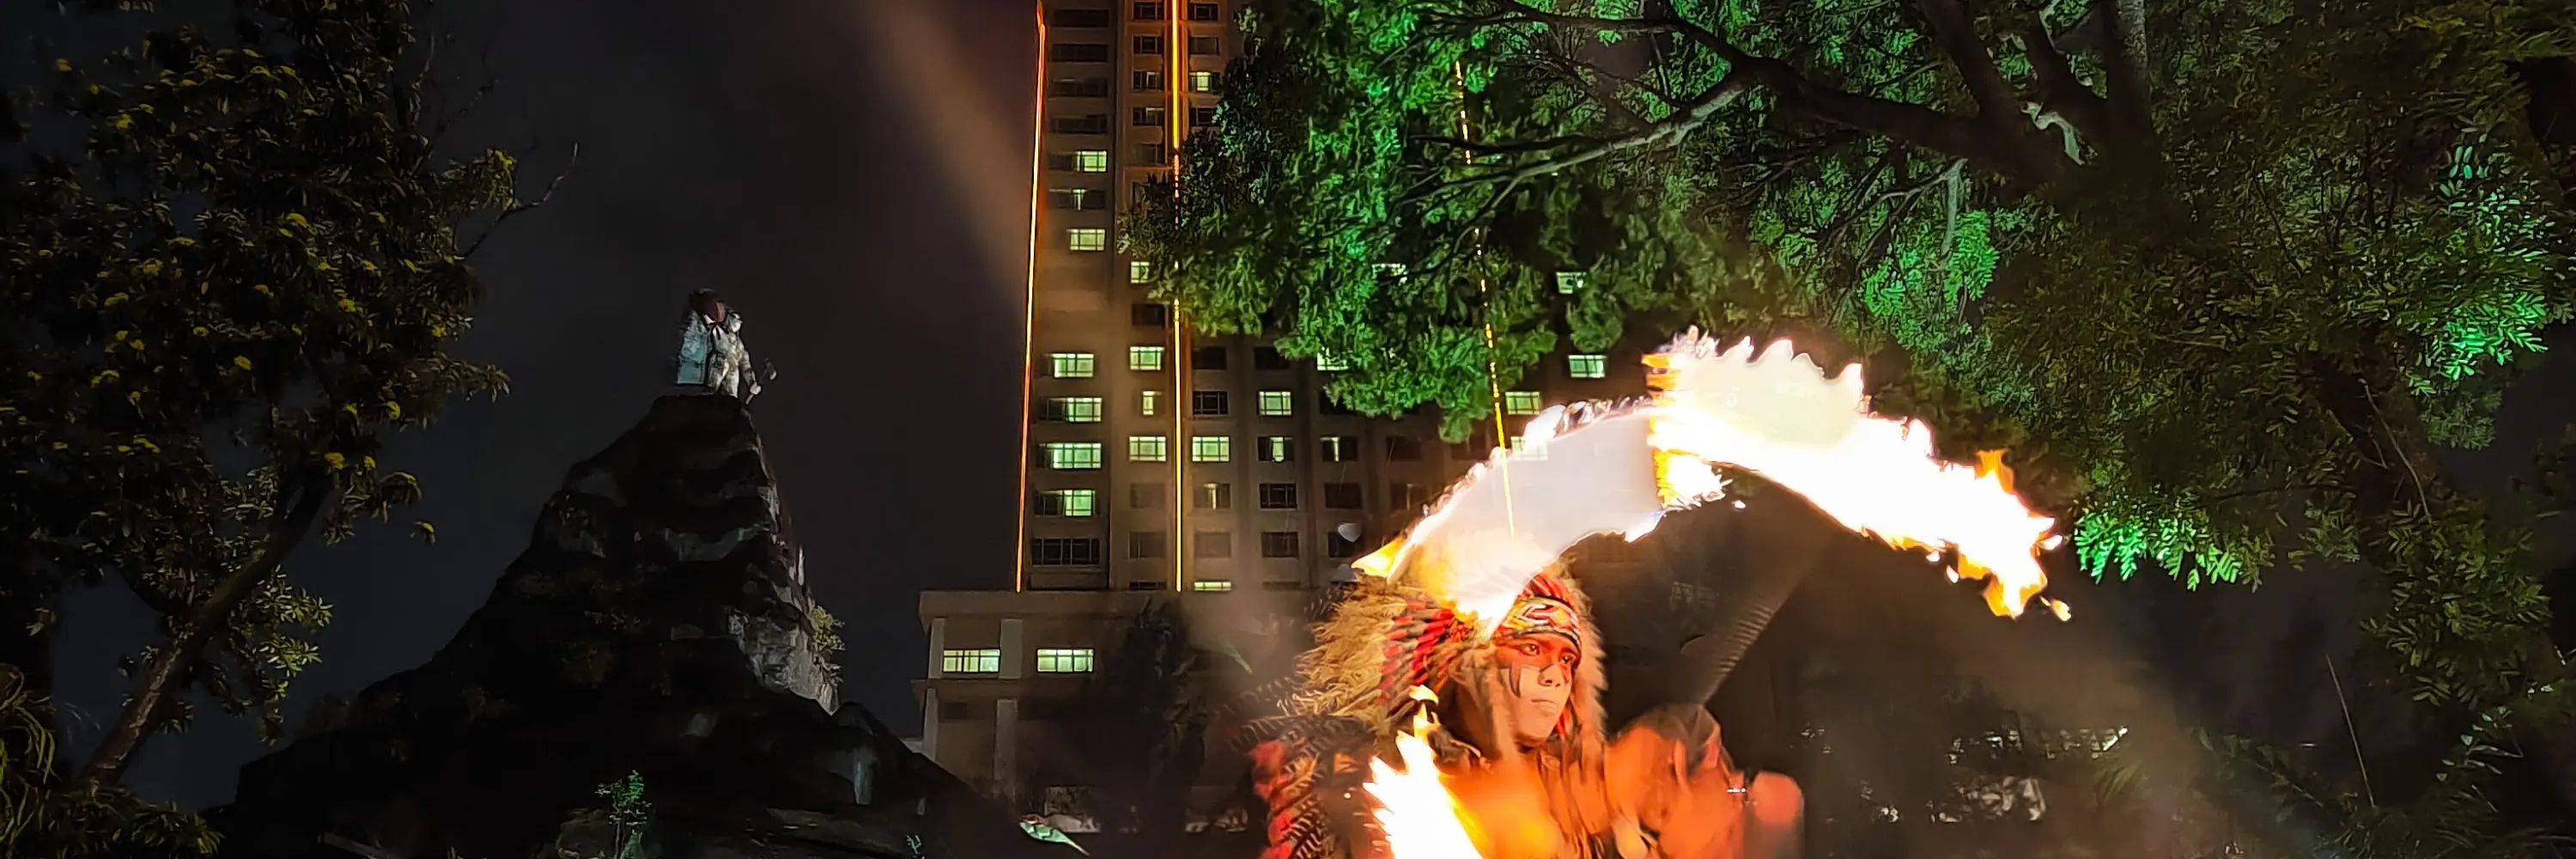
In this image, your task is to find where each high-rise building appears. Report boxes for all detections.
[914,0,1661,816]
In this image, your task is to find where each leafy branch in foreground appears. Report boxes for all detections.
[2,0,541,821]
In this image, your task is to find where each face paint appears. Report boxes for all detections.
[1492,632,1577,743]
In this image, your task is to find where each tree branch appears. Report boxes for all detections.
[2014,21,2111,147]
[78,477,330,788]
[1455,0,2038,181]
[1411,66,1760,199]
[2093,0,2154,143]
[1914,0,2020,123]
[462,142,579,259]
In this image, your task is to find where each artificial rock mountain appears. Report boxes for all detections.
[216,394,1066,859]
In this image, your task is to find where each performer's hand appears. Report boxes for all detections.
[1743,772,1805,859]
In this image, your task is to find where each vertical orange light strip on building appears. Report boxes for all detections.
[1166,3,1189,591]
[1455,59,1516,530]
[1018,6,1048,592]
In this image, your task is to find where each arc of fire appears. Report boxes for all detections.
[1352,329,2067,631]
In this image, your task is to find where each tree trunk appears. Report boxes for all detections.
[2310,345,2576,811]
[74,482,328,789]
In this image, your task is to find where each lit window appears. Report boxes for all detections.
[1042,442,1103,470]
[1257,436,1294,462]
[1140,390,1161,416]
[1074,149,1109,172]
[1036,648,1097,673]
[1257,390,1294,417]
[1502,391,1544,416]
[1314,352,1349,371]
[1320,436,1359,461]
[1050,396,1103,423]
[1556,271,1587,294]
[1128,435,1169,462]
[1191,436,1231,462]
[1567,354,1608,379]
[1194,482,1231,509]
[1129,260,1155,283]
[1128,345,1165,371]
[1048,351,1096,378]
[1188,70,1216,92]
[1067,228,1108,252]
[1036,489,1097,516]
[1191,579,1234,592]
[941,649,1001,673]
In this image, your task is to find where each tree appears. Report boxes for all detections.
[1130,0,2576,839]
[0,0,529,845]
[1042,602,1218,855]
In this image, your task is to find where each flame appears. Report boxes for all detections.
[1347,334,2069,859]
[1347,330,2064,621]
[1365,689,1487,859]
[1646,332,2063,618]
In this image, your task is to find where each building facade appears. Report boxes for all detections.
[915,0,1662,814]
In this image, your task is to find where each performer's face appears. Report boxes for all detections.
[1492,632,1577,741]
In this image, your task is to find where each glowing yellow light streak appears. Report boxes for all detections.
[1016,4,1048,592]
[1167,5,1189,592]
[1452,60,1515,536]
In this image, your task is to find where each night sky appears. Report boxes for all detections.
[12,0,2576,814]
[24,0,1037,807]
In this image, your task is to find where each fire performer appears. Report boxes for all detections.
[1242,331,2063,859]
[1249,563,1804,859]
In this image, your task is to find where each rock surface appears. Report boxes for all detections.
[216,395,1067,859]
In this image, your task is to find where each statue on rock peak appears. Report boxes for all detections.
[674,289,770,402]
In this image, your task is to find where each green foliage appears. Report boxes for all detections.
[806,603,845,657]
[1142,0,2575,582]
[1139,0,2576,840]
[2203,699,2575,859]
[0,0,521,790]
[592,771,653,859]
[0,667,216,858]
